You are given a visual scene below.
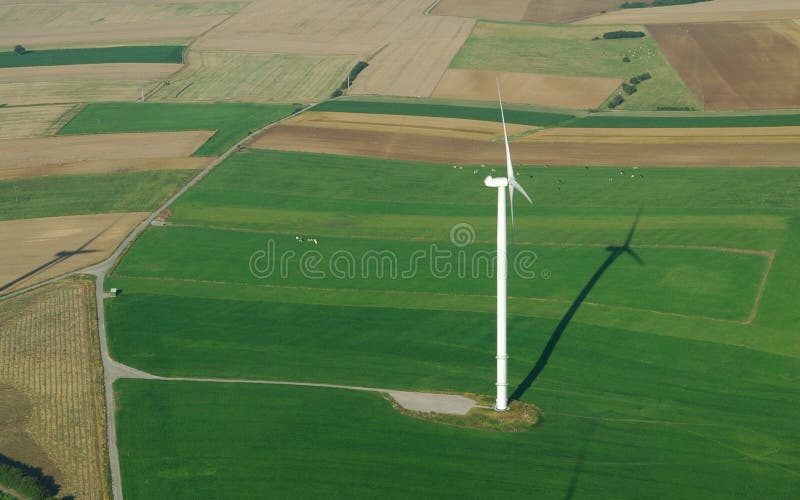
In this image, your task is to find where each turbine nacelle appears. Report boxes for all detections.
[484,175,508,188]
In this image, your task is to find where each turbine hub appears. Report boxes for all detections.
[484,176,508,188]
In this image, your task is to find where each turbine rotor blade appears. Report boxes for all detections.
[509,178,533,205]
[497,79,516,182]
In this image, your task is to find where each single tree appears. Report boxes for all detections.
[13,44,26,55]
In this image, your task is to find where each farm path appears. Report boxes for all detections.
[62,101,474,499]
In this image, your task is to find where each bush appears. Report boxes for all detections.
[0,459,58,499]
[630,72,652,85]
[608,94,625,109]
[330,60,368,98]
[622,83,638,95]
[621,0,710,8]
[656,106,695,111]
[622,56,631,63]
[13,44,26,55]
[603,30,646,39]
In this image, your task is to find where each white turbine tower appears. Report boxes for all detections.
[484,81,532,411]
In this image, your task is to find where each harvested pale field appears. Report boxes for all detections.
[0,131,214,170]
[0,212,147,294]
[432,0,621,23]
[432,69,621,109]
[649,21,800,111]
[0,104,73,140]
[578,0,800,25]
[251,124,800,167]
[523,126,800,144]
[0,2,240,48]
[194,0,474,97]
[0,157,208,182]
[0,63,182,105]
[282,112,534,141]
[152,51,355,102]
[0,279,108,499]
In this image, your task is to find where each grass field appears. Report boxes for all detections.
[59,102,299,156]
[105,141,800,496]
[0,279,108,499]
[116,378,799,498]
[0,45,184,68]
[314,99,574,126]
[152,51,355,103]
[0,170,194,221]
[450,21,698,110]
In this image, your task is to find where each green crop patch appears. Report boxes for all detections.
[116,375,800,498]
[58,102,299,156]
[314,99,574,126]
[0,45,185,68]
[0,170,195,220]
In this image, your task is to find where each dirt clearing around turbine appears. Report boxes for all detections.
[193,0,474,98]
[432,0,621,24]
[578,0,800,25]
[284,112,534,141]
[0,104,74,140]
[0,212,148,293]
[0,63,182,105]
[648,21,800,111]
[0,131,213,171]
[0,2,241,48]
[0,279,109,499]
[432,69,621,108]
[251,123,800,167]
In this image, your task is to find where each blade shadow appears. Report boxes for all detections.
[0,223,111,292]
[510,210,642,401]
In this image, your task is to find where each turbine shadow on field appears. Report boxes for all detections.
[0,225,109,293]
[510,210,643,401]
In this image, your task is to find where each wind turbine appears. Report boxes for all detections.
[483,81,533,411]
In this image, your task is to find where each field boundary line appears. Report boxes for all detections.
[745,249,776,325]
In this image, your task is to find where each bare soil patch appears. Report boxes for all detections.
[578,0,800,25]
[432,69,621,109]
[0,157,209,181]
[649,21,800,111]
[284,112,534,141]
[525,126,800,144]
[251,124,800,167]
[0,212,148,293]
[0,279,109,499]
[0,131,214,170]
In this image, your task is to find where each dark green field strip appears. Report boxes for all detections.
[314,99,574,126]
[112,226,765,321]
[0,170,195,220]
[567,113,800,128]
[0,45,185,68]
[58,103,299,156]
[116,377,799,498]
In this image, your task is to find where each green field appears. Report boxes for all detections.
[314,99,575,127]
[117,379,799,498]
[0,170,195,220]
[58,102,299,156]
[450,21,698,111]
[105,145,800,497]
[0,45,184,68]
[152,51,356,103]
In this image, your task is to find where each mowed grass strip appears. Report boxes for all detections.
[0,170,195,220]
[314,99,574,126]
[58,102,299,156]
[0,45,185,68]
[115,376,800,498]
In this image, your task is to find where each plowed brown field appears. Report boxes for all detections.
[432,69,622,109]
[0,131,213,171]
[649,21,800,111]
[0,157,208,181]
[0,279,109,499]
[251,124,800,167]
